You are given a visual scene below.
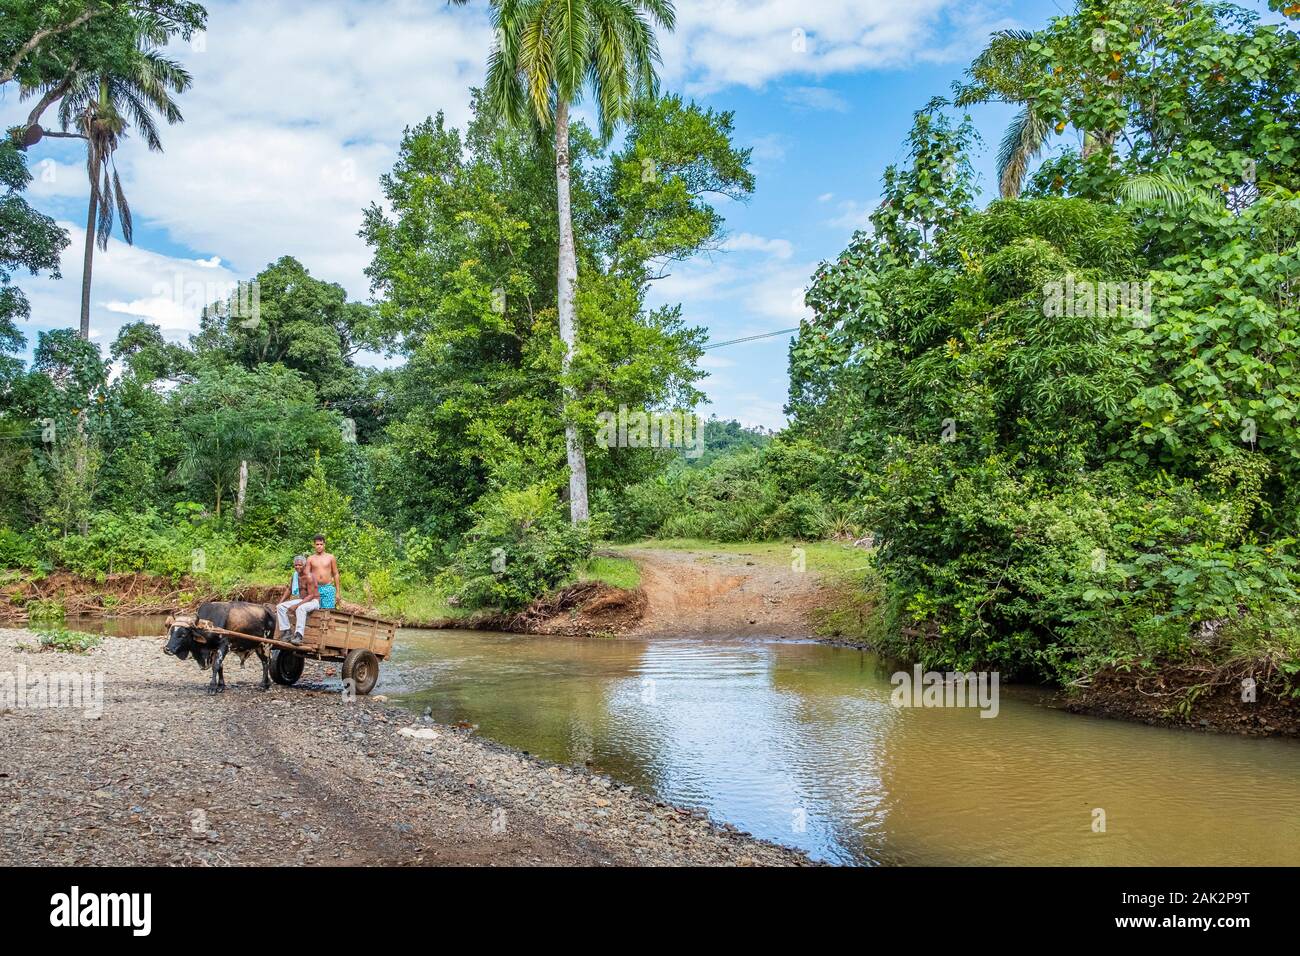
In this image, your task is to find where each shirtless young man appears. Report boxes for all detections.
[275,555,319,645]
[305,534,340,611]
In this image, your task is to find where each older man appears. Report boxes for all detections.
[275,555,320,646]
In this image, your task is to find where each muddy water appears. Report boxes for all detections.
[395,629,1300,866]
[73,617,1300,865]
[70,614,173,638]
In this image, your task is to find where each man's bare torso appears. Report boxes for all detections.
[307,552,336,589]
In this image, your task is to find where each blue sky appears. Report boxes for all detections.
[2,0,1068,428]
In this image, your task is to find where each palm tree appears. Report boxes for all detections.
[24,43,190,338]
[956,29,1050,199]
[960,28,1132,199]
[993,105,1051,200]
[473,0,676,523]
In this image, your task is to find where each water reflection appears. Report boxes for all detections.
[68,614,171,638]
[396,629,1300,866]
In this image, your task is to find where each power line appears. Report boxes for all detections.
[702,327,800,348]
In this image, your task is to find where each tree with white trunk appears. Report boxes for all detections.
[469,0,677,523]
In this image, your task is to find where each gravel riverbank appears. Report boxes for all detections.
[0,628,808,866]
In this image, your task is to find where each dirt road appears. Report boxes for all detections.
[621,546,834,637]
[0,628,806,866]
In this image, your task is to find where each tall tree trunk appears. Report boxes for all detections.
[79,183,97,339]
[235,459,248,521]
[554,100,589,524]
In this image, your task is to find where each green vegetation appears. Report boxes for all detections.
[620,539,865,571]
[785,0,1300,690]
[2,0,1298,707]
[579,555,641,591]
[684,418,772,468]
[0,0,756,620]
[28,625,101,654]
[609,437,857,542]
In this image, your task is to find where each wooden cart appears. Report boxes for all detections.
[267,608,396,695]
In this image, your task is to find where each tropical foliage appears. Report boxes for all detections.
[0,0,750,617]
[789,0,1300,686]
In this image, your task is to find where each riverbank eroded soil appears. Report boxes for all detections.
[1061,662,1300,737]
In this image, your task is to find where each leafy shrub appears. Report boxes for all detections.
[397,529,455,579]
[25,598,65,620]
[0,526,39,571]
[612,438,840,542]
[33,625,101,654]
[794,189,1300,683]
[285,457,397,581]
[763,491,831,539]
[43,509,185,579]
[438,485,595,611]
[864,447,1299,681]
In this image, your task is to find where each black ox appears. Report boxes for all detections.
[165,601,276,694]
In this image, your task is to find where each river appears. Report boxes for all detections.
[80,616,1300,865]
[393,628,1300,866]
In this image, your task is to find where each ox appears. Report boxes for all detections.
[164,601,276,694]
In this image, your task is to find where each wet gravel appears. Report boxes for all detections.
[0,628,808,866]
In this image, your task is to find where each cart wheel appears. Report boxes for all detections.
[270,649,304,686]
[342,649,380,695]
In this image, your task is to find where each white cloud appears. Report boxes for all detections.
[747,133,788,163]
[659,0,998,94]
[723,233,794,259]
[24,159,86,199]
[20,222,246,347]
[651,261,740,306]
[730,395,789,431]
[783,86,850,113]
[741,263,817,324]
[652,256,815,334]
[827,198,877,231]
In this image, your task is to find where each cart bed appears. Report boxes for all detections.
[300,609,396,661]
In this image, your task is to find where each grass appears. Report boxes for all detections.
[210,568,290,594]
[809,574,881,642]
[616,538,872,576]
[369,555,642,623]
[373,586,465,625]
[580,554,642,590]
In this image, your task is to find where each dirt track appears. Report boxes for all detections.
[621,547,833,637]
[0,627,806,866]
